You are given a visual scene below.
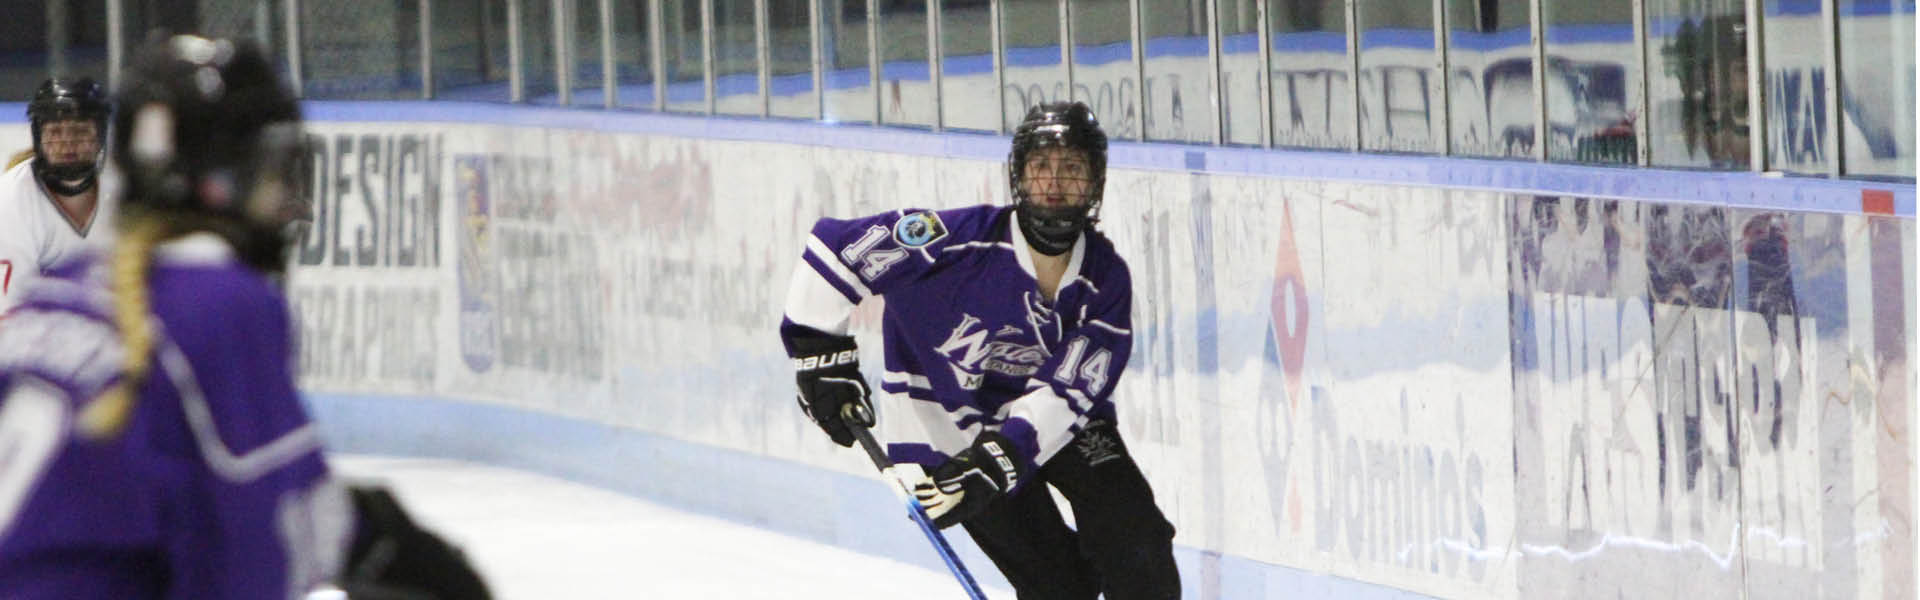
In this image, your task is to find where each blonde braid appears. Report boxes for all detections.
[76,217,168,439]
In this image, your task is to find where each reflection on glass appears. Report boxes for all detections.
[1446,0,1531,158]
[1218,0,1260,145]
[1001,0,1064,131]
[713,0,760,114]
[0,0,111,101]
[664,0,708,112]
[823,0,875,123]
[941,0,996,131]
[613,0,657,109]
[1357,0,1439,152]
[1070,0,1134,138]
[878,0,934,126]
[1542,0,1636,164]
[1839,0,1915,178]
[768,0,816,119]
[571,0,606,105]
[1140,0,1210,143]
[435,0,513,101]
[1268,0,1350,150]
[300,0,424,99]
[523,0,559,103]
[1761,0,1829,173]
[193,0,289,70]
[1647,0,1749,169]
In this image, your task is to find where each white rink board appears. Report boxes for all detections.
[269,110,1909,600]
[0,99,1906,599]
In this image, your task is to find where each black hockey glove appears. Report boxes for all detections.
[339,485,493,600]
[788,333,874,447]
[914,431,1030,529]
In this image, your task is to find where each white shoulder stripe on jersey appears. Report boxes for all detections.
[783,261,856,335]
[1064,387,1096,413]
[159,336,322,484]
[805,235,874,298]
[1086,319,1130,336]
[996,385,1084,465]
[882,370,933,390]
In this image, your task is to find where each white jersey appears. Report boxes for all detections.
[0,159,115,315]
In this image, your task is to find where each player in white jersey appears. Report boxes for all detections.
[0,77,114,315]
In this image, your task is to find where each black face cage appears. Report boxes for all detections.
[1007,127,1109,218]
[28,81,111,191]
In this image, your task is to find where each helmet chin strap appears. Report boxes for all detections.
[42,173,97,196]
[1016,202,1085,256]
[36,159,100,196]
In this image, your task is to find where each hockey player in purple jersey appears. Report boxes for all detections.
[0,36,488,599]
[780,101,1179,599]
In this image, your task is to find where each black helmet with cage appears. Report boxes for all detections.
[1008,100,1107,256]
[27,77,111,196]
[112,34,308,273]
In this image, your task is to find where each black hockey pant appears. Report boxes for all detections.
[959,421,1180,600]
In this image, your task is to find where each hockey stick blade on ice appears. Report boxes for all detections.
[841,404,990,600]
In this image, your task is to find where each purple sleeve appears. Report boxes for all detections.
[149,265,347,599]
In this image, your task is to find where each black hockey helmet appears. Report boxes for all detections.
[1008,101,1107,255]
[112,35,306,272]
[27,77,110,196]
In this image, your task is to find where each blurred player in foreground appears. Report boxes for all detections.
[0,76,116,315]
[779,101,1180,599]
[0,35,490,599]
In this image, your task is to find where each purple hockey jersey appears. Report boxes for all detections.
[0,233,350,600]
[783,204,1133,478]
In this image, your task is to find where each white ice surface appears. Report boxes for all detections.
[316,455,1015,599]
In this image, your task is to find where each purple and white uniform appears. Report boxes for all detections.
[782,204,1133,478]
[0,233,351,600]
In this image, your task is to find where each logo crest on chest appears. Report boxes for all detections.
[936,313,1049,388]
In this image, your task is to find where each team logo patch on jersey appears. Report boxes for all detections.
[894,211,949,248]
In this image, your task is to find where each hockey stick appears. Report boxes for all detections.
[841,404,990,600]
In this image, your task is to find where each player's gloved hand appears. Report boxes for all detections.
[339,485,493,600]
[913,431,1030,528]
[788,333,874,447]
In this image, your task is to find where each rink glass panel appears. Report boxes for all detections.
[768,0,820,119]
[1541,0,1637,164]
[1644,0,1751,170]
[1139,0,1212,143]
[1837,0,1916,178]
[300,0,425,99]
[1217,0,1261,146]
[1355,0,1440,153]
[1267,0,1351,150]
[664,0,711,112]
[1000,0,1065,131]
[1445,0,1533,158]
[612,0,660,110]
[521,0,561,103]
[822,0,876,124]
[1760,0,1831,174]
[0,0,110,101]
[433,0,513,101]
[713,0,763,115]
[939,0,996,132]
[877,0,934,127]
[1069,0,1133,139]
[569,0,608,106]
